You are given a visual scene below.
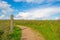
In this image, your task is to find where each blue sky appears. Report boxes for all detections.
[0,0,60,20]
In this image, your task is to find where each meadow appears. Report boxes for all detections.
[0,20,60,40]
[14,20,60,40]
[0,20,21,40]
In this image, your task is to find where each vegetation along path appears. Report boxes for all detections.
[17,25,45,40]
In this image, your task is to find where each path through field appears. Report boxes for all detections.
[17,25,45,40]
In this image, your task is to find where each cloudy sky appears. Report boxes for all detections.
[0,0,60,20]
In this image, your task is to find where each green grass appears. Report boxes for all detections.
[0,20,60,40]
[13,27,22,40]
[0,20,10,40]
[14,20,60,40]
[0,20,22,40]
[8,27,22,40]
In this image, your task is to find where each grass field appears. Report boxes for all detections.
[7,27,22,40]
[0,20,22,40]
[0,20,10,40]
[0,20,60,40]
[14,20,60,40]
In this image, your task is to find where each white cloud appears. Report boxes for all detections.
[14,0,44,4]
[14,0,60,4]
[54,17,60,20]
[0,15,5,19]
[15,7,60,20]
[0,1,14,19]
[14,0,22,2]
[0,1,14,14]
[25,0,44,3]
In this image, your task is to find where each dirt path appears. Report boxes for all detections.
[17,25,45,40]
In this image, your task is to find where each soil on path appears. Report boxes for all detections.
[17,25,45,40]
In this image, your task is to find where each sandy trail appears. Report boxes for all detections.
[17,25,45,40]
